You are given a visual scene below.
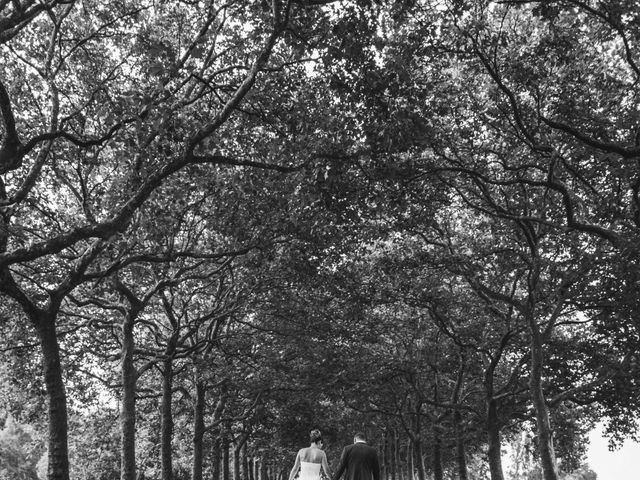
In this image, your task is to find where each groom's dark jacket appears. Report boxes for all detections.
[333,442,380,480]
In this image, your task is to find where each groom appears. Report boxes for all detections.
[333,432,380,480]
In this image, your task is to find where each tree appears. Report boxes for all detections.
[317,0,640,477]
[0,1,343,478]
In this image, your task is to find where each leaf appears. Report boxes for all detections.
[191,46,205,59]
[149,61,164,76]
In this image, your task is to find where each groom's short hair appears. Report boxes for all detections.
[354,432,366,441]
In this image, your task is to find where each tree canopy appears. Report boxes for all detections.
[2,1,640,480]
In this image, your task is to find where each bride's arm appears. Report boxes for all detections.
[321,451,332,479]
[288,451,302,480]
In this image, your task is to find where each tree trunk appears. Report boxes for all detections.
[233,441,241,480]
[394,431,403,480]
[381,432,387,480]
[432,425,443,480]
[38,317,70,480]
[212,438,221,480]
[412,438,426,480]
[486,399,505,480]
[161,331,179,480]
[406,440,414,480]
[121,315,137,480]
[529,314,559,480]
[390,431,396,480]
[192,380,206,480]
[242,444,250,480]
[454,410,468,480]
[247,455,254,480]
[223,437,231,480]
[161,356,174,480]
[260,458,267,480]
[234,433,249,480]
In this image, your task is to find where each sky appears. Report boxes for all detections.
[587,424,640,480]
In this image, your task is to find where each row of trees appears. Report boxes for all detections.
[2,1,640,480]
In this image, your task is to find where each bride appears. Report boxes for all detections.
[288,429,331,480]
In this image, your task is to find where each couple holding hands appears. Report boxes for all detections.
[288,430,380,480]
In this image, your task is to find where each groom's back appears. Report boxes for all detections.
[343,443,380,480]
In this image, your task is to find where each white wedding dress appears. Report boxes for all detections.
[292,446,328,480]
[299,462,322,480]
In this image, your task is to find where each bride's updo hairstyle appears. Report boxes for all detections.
[309,429,323,444]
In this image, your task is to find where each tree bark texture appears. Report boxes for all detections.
[161,356,175,480]
[254,457,260,480]
[412,438,426,480]
[260,458,267,480]
[223,436,231,480]
[381,433,387,480]
[486,399,505,480]
[390,431,397,480]
[454,410,468,480]
[120,315,137,480]
[242,444,250,480]
[394,431,403,480]
[432,425,443,480]
[247,455,254,480]
[192,380,206,480]
[39,317,70,480]
[234,433,249,480]
[528,312,559,480]
[406,440,414,480]
[233,444,241,480]
[212,438,221,480]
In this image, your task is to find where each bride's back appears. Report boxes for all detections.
[299,447,325,464]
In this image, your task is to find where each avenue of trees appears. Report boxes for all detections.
[1,1,639,480]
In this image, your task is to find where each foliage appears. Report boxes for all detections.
[3,1,640,480]
[0,415,43,480]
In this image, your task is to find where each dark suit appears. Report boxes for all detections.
[333,442,380,480]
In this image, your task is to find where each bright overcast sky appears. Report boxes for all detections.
[587,424,640,480]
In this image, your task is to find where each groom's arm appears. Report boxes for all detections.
[332,447,348,480]
[372,452,380,480]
